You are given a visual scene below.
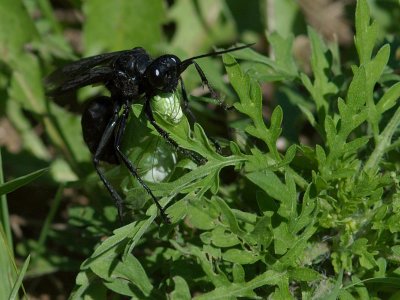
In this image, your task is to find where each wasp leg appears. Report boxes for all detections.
[209,137,222,154]
[92,107,125,221]
[179,77,196,123]
[181,67,224,155]
[144,99,206,165]
[192,61,232,110]
[114,103,169,223]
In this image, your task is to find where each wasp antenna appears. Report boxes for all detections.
[187,43,254,61]
[179,43,254,73]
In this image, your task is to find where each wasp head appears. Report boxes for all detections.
[144,44,254,96]
[144,55,182,94]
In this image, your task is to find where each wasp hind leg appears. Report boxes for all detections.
[81,97,125,220]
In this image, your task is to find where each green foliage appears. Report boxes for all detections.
[0,149,45,299]
[83,0,165,54]
[0,0,400,299]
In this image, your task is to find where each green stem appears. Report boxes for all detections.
[37,184,64,252]
[363,105,400,175]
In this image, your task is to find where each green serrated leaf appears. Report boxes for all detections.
[181,244,230,288]
[277,224,316,268]
[166,200,188,223]
[352,238,377,269]
[268,33,298,77]
[306,27,339,112]
[229,141,242,156]
[343,137,369,154]
[376,82,400,113]
[187,200,217,230]
[213,197,245,236]
[246,171,296,219]
[288,267,320,282]
[210,226,240,248]
[71,270,101,299]
[232,264,245,283]
[366,44,390,88]
[102,279,137,297]
[324,115,337,149]
[315,145,327,166]
[250,214,273,248]
[224,54,280,154]
[270,106,283,140]
[355,0,378,65]
[273,223,293,255]
[194,270,284,300]
[222,249,260,264]
[291,186,316,234]
[346,65,367,110]
[281,145,297,166]
[90,253,153,296]
[170,276,191,300]
[193,123,221,160]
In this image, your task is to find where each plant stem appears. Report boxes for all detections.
[37,184,64,252]
[363,105,400,175]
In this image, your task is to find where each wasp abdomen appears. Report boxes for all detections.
[81,96,119,164]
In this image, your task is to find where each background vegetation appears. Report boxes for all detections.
[1,0,400,299]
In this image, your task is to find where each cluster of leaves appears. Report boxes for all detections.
[65,1,400,298]
[1,0,400,299]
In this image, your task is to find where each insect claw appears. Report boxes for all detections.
[118,209,124,223]
[160,210,171,224]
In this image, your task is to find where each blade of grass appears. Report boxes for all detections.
[37,184,64,252]
[9,255,30,300]
[0,148,12,253]
[0,225,17,299]
[0,167,48,196]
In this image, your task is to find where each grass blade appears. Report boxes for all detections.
[9,255,30,300]
[0,167,48,196]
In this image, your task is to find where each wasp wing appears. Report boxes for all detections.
[44,47,146,96]
[45,66,114,96]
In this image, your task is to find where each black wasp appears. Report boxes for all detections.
[45,44,251,222]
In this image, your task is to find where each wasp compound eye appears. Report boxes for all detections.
[148,66,168,89]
